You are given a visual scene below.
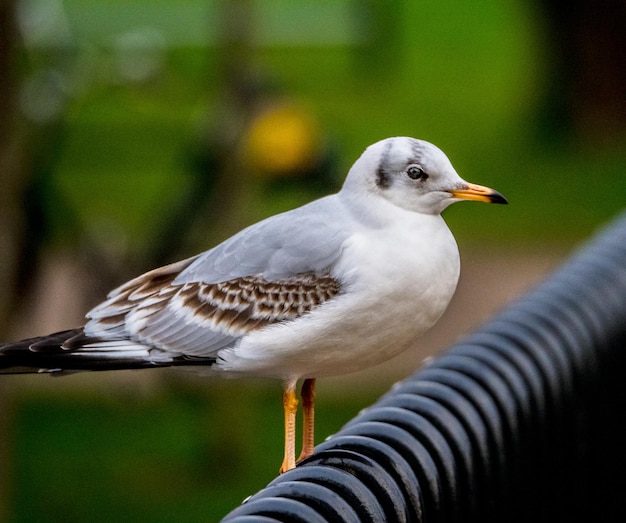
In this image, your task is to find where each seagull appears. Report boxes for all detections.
[0,137,507,472]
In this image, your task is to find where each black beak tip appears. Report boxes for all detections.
[490,191,508,205]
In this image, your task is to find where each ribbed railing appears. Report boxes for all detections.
[222,211,626,523]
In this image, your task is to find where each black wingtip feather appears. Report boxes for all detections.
[1,328,219,375]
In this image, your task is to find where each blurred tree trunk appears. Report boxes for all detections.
[537,0,626,143]
[0,0,29,337]
[150,0,260,262]
[0,1,29,518]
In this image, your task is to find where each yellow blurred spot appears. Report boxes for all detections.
[243,104,320,177]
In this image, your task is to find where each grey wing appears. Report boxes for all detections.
[175,195,353,283]
[83,194,353,358]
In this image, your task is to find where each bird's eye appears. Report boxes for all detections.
[407,165,428,180]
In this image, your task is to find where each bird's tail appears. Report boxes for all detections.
[0,329,215,375]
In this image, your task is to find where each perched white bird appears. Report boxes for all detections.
[0,137,507,472]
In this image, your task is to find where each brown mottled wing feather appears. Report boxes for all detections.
[178,274,340,328]
[83,262,341,357]
[83,257,197,337]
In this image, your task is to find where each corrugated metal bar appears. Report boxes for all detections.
[223,211,626,523]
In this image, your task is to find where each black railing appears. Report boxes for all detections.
[222,211,626,523]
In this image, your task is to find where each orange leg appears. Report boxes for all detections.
[279,381,299,473]
[297,378,316,463]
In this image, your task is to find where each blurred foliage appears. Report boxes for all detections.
[3,0,626,521]
[16,0,625,257]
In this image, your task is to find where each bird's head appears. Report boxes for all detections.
[342,137,507,215]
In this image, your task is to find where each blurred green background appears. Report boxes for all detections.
[0,0,625,521]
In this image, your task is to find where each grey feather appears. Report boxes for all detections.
[174,196,353,284]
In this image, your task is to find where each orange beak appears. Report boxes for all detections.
[448,183,508,204]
